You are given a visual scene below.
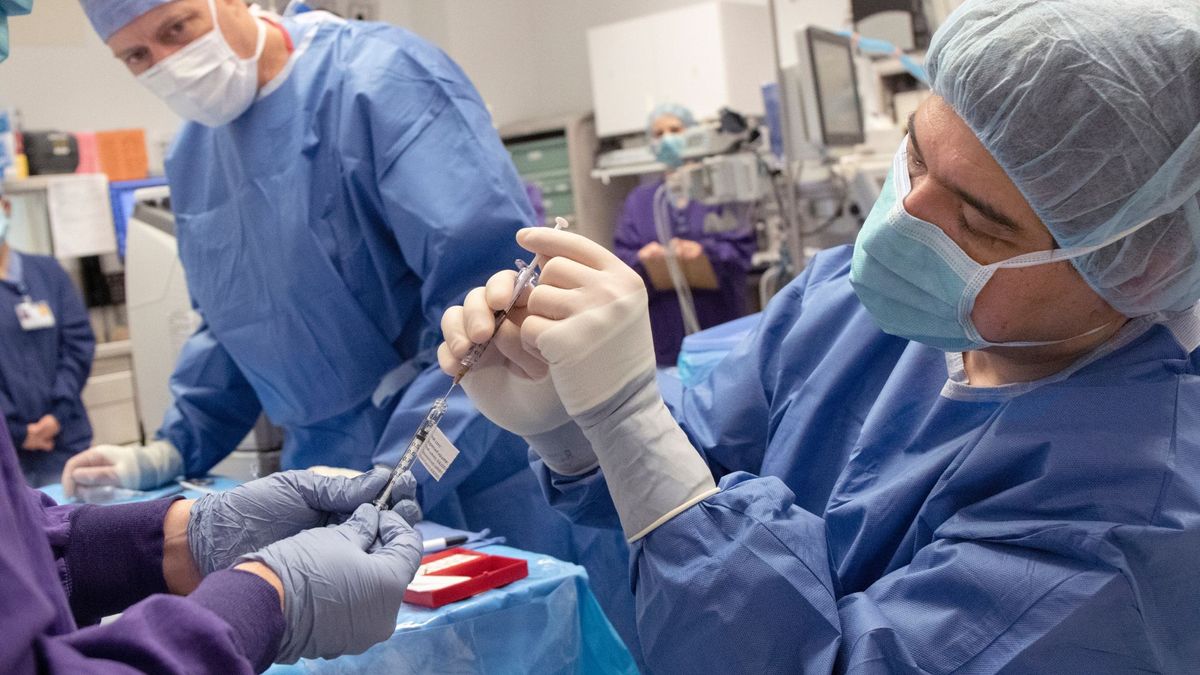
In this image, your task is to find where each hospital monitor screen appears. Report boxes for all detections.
[810,31,865,146]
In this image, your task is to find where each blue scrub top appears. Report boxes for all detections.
[0,250,95,484]
[538,245,1200,673]
[161,13,533,472]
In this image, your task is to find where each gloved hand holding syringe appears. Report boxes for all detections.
[371,217,569,510]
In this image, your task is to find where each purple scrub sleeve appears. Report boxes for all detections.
[0,421,284,673]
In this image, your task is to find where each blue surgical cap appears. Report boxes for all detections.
[646,103,696,137]
[927,0,1200,316]
[79,0,172,42]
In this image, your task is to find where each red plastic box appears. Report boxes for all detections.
[403,548,529,608]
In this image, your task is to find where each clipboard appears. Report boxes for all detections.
[643,252,719,292]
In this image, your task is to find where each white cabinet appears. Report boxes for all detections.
[588,2,776,138]
[82,340,140,445]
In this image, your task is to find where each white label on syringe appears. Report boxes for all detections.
[418,426,460,481]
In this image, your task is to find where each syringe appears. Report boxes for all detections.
[371,397,448,510]
[371,218,567,510]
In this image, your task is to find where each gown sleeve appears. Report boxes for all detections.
[6,488,283,674]
[632,471,1158,673]
[156,317,263,476]
[365,64,530,354]
[356,52,538,504]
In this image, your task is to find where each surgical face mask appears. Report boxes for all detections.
[137,0,267,128]
[850,137,1148,352]
[653,133,686,168]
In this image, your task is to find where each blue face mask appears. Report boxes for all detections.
[849,137,1139,352]
[653,133,686,168]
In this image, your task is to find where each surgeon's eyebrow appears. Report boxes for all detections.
[907,113,1022,234]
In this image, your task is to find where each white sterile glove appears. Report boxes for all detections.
[62,439,184,497]
[438,274,598,476]
[515,227,719,541]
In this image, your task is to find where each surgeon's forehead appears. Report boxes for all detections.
[910,96,1047,237]
[105,0,203,51]
[653,115,683,128]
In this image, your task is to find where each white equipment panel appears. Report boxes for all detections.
[588,2,776,138]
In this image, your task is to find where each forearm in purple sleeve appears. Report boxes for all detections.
[48,499,175,626]
[38,570,283,674]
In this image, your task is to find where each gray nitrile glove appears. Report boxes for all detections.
[188,468,419,576]
[242,504,422,664]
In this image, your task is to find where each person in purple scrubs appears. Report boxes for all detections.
[612,103,757,366]
[0,415,421,672]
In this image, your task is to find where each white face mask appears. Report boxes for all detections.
[137,0,267,127]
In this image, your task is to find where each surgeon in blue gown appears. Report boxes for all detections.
[440,0,1200,671]
[64,0,636,657]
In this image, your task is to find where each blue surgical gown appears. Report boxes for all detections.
[538,245,1200,673]
[159,14,637,658]
[0,251,94,486]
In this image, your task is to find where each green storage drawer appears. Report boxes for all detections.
[541,191,576,219]
[507,136,570,175]
[523,168,572,196]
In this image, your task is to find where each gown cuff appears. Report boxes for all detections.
[189,568,286,672]
[65,497,177,625]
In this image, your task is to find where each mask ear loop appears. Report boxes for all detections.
[957,216,1157,347]
[207,0,268,63]
[248,12,268,62]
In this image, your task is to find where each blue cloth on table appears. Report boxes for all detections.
[413,520,503,550]
[265,545,637,674]
[38,475,242,504]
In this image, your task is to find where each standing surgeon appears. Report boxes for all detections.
[441,0,1200,671]
[60,0,636,658]
[0,189,96,487]
[0,6,422,670]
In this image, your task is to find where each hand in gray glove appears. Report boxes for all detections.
[188,468,419,576]
[242,504,422,664]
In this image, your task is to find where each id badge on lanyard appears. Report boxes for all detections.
[16,295,55,331]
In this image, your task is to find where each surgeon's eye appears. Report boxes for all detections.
[958,209,1007,247]
[906,150,928,180]
[161,19,192,43]
[123,48,149,69]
